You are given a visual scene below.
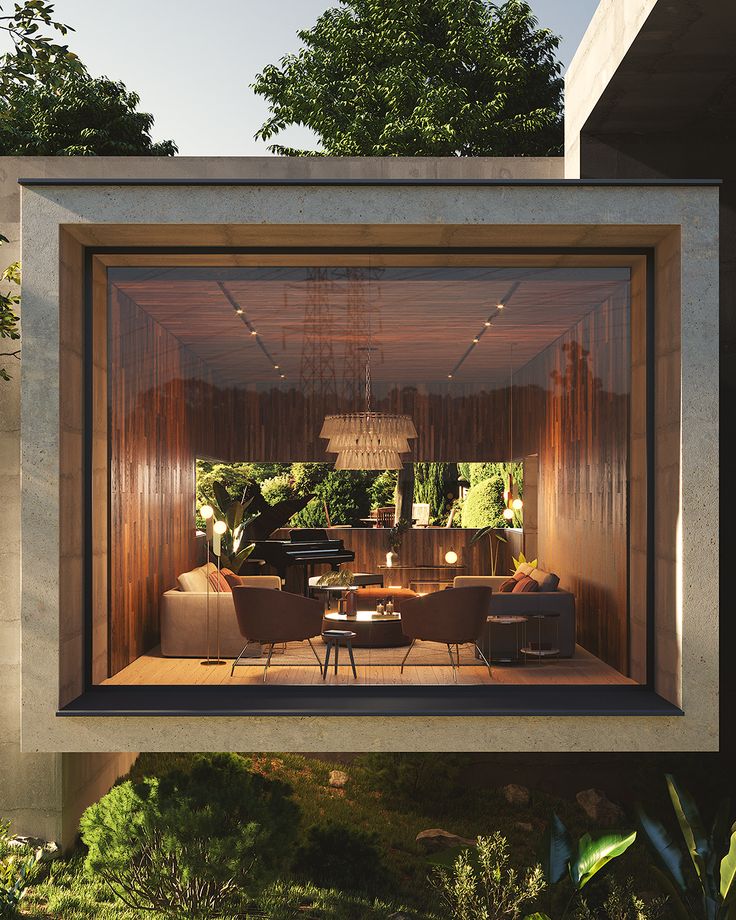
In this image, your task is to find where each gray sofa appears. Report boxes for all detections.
[453,572,576,659]
[160,563,281,657]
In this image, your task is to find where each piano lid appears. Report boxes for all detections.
[289,528,329,543]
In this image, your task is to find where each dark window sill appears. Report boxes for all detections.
[57,685,683,717]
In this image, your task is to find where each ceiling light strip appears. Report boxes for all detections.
[447,281,520,380]
[217,282,285,378]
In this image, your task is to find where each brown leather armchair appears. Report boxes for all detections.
[231,587,324,681]
[399,586,493,681]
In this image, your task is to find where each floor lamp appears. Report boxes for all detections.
[200,504,214,666]
[208,519,228,666]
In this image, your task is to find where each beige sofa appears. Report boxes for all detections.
[160,563,281,657]
[453,570,576,659]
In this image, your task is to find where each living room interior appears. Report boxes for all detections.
[96,254,641,688]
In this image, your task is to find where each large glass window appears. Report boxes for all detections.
[99,259,637,689]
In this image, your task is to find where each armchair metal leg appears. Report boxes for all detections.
[446,643,458,683]
[307,638,324,673]
[231,643,249,677]
[262,643,275,683]
[474,643,494,680]
[400,638,416,674]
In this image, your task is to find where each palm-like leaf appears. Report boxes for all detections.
[469,525,493,545]
[540,812,573,884]
[721,828,736,905]
[570,830,637,890]
[212,481,233,516]
[635,802,688,891]
[667,774,711,894]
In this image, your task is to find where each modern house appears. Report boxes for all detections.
[0,0,727,847]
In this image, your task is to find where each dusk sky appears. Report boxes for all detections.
[22,1,601,155]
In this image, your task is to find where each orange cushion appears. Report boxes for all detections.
[511,575,539,593]
[208,569,232,592]
[220,568,242,589]
[512,569,527,581]
[499,578,516,592]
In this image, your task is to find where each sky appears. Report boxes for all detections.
[14,0,601,156]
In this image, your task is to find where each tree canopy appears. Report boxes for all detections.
[253,0,563,157]
[0,72,178,155]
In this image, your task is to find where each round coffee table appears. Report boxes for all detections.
[322,611,411,648]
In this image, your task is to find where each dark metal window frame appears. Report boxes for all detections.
[60,242,677,717]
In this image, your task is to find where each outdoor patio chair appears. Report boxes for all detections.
[231,586,324,682]
[398,586,493,682]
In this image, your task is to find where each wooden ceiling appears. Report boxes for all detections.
[111,266,630,389]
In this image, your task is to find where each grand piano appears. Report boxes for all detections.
[249,529,355,594]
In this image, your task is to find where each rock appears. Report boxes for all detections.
[8,836,61,863]
[416,828,477,852]
[328,769,349,788]
[576,788,625,826]
[514,821,534,833]
[502,783,530,806]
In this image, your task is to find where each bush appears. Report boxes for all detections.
[359,753,466,805]
[460,476,507,528]
[0,821,39,919]
[261,474,297,506]
[431,833,545,920]
[291,470,372,527]
[369,469,397,509]
[413,462,456,524]
[80,752,299,918]
[292,823,387,894]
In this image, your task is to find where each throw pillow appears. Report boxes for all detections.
[512,569,527,582]
[511,575,539,593]
[530,568,560,592]
[207,569,232,593]
[221,568,243,590]
[499,578,517,592]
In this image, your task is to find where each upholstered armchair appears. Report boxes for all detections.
[399,586,493,681]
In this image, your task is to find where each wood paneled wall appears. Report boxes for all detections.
[515,290,631,673]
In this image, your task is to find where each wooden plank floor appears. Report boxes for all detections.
[102,643,635,686]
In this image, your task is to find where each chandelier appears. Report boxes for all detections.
[320,344,416,470]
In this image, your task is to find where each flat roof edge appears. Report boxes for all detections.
[18,177,722,188]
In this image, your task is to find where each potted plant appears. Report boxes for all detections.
[469,526,508,576]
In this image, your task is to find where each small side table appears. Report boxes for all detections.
[321,629,358,679]
[483,615,528,664]
[520,612,561,663]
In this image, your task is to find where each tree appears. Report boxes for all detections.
[1,1,83,104]
[253,0,563,156]
[0,72,178,155]
[0,236,20,381]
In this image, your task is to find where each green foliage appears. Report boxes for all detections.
[253,0,563,156]
[0,71,177,155]
[0,1,84,104]
[359,752,465,804]
[414,461,456,524]
[292,823,388,894]
[196,460,290,510]
[291,469,373,527]
[431,832,545,920]
[256,879,410,920]
[0,820,40,918]
[386,517,410,551]
[369,468,398,509]
[636,774,736,920]
[260,474,297,506]
[79,753,299,917]
[461,475,507,528]
[209,480,256,574]
[572,876,667,920]
[0,237,20,382]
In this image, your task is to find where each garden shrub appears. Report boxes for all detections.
[0,821,40,919]
[573,876,667,920]
[291,470,372,527]
[431,832,545,920]
[461,475,507,528]
[359,753,466,804]
[292,823,387,894]
[369,469,397,509]
[413,462,457,524]
[260,474,297,506]
[80,752,299,918]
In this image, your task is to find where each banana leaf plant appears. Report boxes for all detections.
[211,480,257,574]
[636,774,736,920]
[535,811,637,920]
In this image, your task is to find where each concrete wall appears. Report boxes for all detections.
[15,172,719,752]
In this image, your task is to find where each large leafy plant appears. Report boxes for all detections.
[537,813,637,920]
[636,774,736,920]
[0,236,20,382]
[210,480,257,574]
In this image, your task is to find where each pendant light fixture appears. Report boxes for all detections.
[320,304,416,470]
[503,344,522,521]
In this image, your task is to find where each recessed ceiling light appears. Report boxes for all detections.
[447,374,453,379]
[235,308,243,314]
[274,364,279,370]
[280,374,286,379]
[472,337,479,344]
[250,330,258,336]
[497,303,505,310]
[484,320,492,327]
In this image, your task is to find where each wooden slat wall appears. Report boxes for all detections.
[109,290,201,673]
[515,291,630,672]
